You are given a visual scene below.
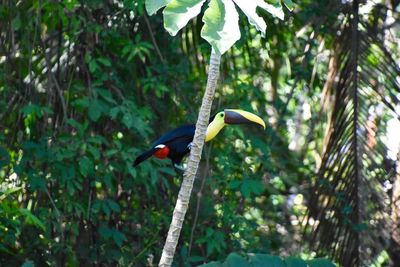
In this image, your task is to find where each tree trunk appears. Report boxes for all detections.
[389,150,400,264]
[158,49,221,266]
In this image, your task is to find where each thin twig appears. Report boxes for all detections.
[143,13,166,64]
[43,47,68,123]
[27,0,41,93]
[0,92,19,121]
[45,187,64,241]
[130,234,159,266]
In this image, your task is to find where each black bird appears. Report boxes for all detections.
[134,109,266,167]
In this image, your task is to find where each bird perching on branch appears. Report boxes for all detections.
[134,109,266,167]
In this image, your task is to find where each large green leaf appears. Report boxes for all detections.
[163,0,207,36]
[232,0,284,36]
[147,0,289,54]
[249,254,285,267]
[285,257,308,267]
[307,259,336,267]
[145,0,173,15]
[223,253,250,267]
[199,254,336,267]
[201,0,240,55]
[283,0,294,11]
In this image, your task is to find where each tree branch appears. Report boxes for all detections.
[144,13,166,65]
[158,49,221,266]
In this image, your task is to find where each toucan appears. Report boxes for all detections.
[134,109,266,167]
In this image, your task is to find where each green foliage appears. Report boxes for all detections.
[163,0,207,36]
[201,0,240,55]
[146,0,173,15]
[305,2,400,266]
[199,253,335,267]
[0,0,398,266]
[146,0,288,54]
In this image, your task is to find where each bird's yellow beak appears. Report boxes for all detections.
[224,109,266,129]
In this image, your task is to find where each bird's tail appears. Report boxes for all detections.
[134,148,158,166]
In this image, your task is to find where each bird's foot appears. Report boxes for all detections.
[187,142,193,150]
[174,163,186,172]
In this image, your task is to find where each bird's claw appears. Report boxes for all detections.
[174,163,186,172]
[187,142,193,150]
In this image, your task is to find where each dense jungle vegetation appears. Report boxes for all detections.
[1,0,400,266]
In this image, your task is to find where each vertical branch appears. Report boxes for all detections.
[389,150,400,263]
[143,13,166,64]
[159,49,221,267]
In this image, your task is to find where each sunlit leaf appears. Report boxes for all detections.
[201,0,240,55]
[163,0,206,36]
[146,0,173,15]
[283,0,294,11]
[232,0,284,36]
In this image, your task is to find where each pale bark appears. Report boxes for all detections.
[158,49,221,266]
[389,150,400,263]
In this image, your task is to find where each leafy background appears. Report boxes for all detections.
[0,0,399,266]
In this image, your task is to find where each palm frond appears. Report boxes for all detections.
[307,2,400,266]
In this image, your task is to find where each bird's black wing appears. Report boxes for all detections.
[134,147,160,166]
[134,125,195,167]
[152,125,195,147]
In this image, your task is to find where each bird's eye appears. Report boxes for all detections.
[220,113,224,117]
